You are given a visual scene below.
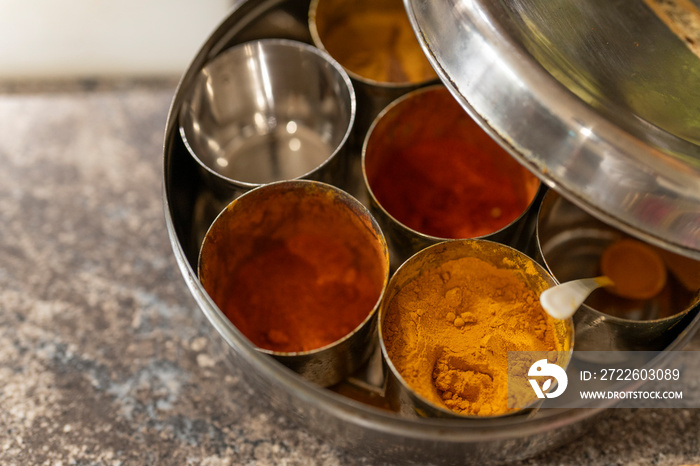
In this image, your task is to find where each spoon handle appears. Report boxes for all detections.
[540,276,613,320]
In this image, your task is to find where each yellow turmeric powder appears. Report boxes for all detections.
[382,252,568,417]
[311,0,437,84]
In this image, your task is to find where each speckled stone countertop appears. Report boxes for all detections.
[1,80,699,465]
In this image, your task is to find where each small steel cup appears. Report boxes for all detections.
[198,180,390,387]
[362,85,542,268]
[378,239,574,418]
[179,38,356,201]
[535,189,700,352]
[309,0,439,147]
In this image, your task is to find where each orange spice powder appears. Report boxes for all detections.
[199,183,388,353]
[382,253,566,416]
[365,87,540,239]
[312,0,437,84]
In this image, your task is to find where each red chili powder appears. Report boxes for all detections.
[199,183,388,353]
[365,87,540,239]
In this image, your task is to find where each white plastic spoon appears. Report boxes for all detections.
[539,276,614,320]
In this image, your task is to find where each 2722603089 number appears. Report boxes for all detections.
[598,368,680,381]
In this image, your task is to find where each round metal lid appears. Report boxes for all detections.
[405,0,700,259]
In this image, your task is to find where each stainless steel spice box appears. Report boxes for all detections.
[163,0,700,463]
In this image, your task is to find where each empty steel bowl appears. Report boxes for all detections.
[179,38,356,200]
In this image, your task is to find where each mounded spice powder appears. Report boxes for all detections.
[199,182,389,353]
[365,86,540,239]
[312,0,437,84]
[223,233,383,352]
[382,251,567,416]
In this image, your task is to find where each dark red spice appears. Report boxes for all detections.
[199,182,388,353]
[365,86,540,239]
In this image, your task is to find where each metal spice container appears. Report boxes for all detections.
[198,180,390,387]
[378,239,573,419]
[362,85,542,267]
[163,0,700,463]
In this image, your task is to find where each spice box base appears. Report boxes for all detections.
[163,0,700,463]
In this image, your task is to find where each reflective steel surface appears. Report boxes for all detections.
[536,190,700,353]
[163,0,700,463]
[179,38,355,200]
[406,0,700,259]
